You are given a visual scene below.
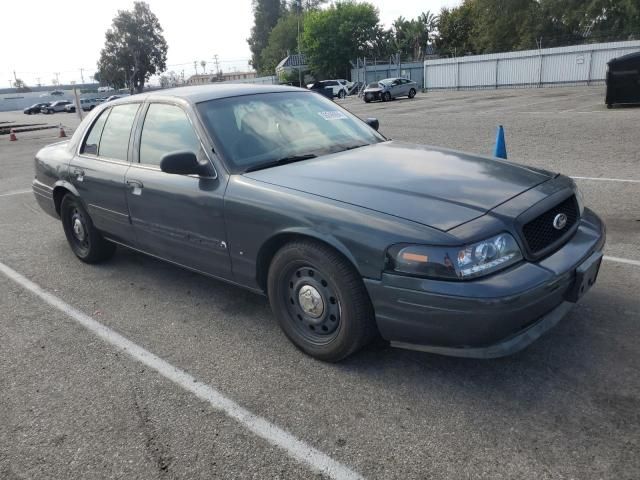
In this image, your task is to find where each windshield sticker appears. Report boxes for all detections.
[317,111,348,121]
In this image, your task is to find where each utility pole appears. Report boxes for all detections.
[296,0,302,87]
[54,72,60,85]
[193,61,198,75]
[213,54,220,77]
[80,68,85,84]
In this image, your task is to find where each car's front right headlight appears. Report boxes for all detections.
[387,233,523,280]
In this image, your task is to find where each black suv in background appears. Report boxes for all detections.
[23,103,50,114]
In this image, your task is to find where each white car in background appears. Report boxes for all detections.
[64,98,99,112]
[306,79,350,98]
[41,100,72,114]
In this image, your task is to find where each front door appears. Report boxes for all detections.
[124,102,231,279]
[69,103,140,243]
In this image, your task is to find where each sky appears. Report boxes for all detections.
[1,0,460,87]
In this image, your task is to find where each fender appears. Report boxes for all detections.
[271,226,360,271]
[52,180,86,215]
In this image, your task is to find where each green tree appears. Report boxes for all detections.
[436,3,477,56]
[260,14,302,74]
[97,1,167,93]
[248,0,284,73]
[301,1,381,78]
[392,12,437,60]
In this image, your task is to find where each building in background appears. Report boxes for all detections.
[275,53,309,83]
[187,71,257,85]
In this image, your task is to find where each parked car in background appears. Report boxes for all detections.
[97,86,115,93]
[64,98,99,113]
[306,80,349,99]
[364,78,418,102]
[50,90,65,96]
[42,100,72,114]
[23,103,50,114]
[32,84,604,362]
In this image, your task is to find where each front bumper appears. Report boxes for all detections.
[364,90,382,101]
[364,208,605,358]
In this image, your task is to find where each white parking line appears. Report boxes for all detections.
[0,261,363,480]
[605,256,640,267]
[572,176,640,184]
[0,189,31,197]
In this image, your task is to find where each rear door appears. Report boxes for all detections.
[69,103,140,243]
[124,101,231,278]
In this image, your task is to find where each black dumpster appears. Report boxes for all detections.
[605,51,640,108]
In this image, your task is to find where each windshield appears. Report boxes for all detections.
[367,82,380,88]
[197,91,385,172]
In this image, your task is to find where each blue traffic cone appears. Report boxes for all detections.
[494,125,507,159]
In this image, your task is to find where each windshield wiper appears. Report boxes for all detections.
[245,153,317,172]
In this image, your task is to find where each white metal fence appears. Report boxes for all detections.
[424,40,640,90]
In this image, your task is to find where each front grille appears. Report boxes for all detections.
[522,195,579,254]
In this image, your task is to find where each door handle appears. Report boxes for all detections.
[126,179,144,196]
[72,168,85,181]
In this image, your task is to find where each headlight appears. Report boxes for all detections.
[387,233,523,280]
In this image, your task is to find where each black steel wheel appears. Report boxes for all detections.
[408,88,416,98]
[268,240,377,362]
[60,194,115,263]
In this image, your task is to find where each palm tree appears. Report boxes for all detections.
[200,60,207,74]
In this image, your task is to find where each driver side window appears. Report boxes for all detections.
[139,104,201,167]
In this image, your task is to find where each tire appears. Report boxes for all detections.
[606,103,612,109]
[408,88,416,99]
[338,90,346,99]
[267,240,376,362]
[382,92,391,102]
[60,194,116,263]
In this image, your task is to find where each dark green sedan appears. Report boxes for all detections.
[32,84,605,361]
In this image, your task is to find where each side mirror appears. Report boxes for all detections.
[365,118,379,131]
[160,151,211,176]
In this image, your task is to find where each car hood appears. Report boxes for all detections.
[243,141,552,231]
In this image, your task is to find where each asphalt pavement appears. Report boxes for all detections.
[1,87,638,479]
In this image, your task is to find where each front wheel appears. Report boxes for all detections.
[338,90,346,99]
[382,92,391,102]
[408,88,416,98]
[60,194,116,263]
[267,240,376,362]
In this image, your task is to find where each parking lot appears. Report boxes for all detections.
[1,86,638,479]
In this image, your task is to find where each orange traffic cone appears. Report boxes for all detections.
[58,124,66,138]
[9,129,17,141]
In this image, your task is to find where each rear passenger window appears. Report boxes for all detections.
[82,109,110,155]
[98,103,140,161]
[139,104,201,166]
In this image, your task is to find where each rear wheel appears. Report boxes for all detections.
[60,194,115,263]
[408,88,416,99]
[267,240,376,362]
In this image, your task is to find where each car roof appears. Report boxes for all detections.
[142,83,303,104]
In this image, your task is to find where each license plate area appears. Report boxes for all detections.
[566,251,602,302]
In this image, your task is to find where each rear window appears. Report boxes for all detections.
[97,103,140,161]
[81,108,110,155]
